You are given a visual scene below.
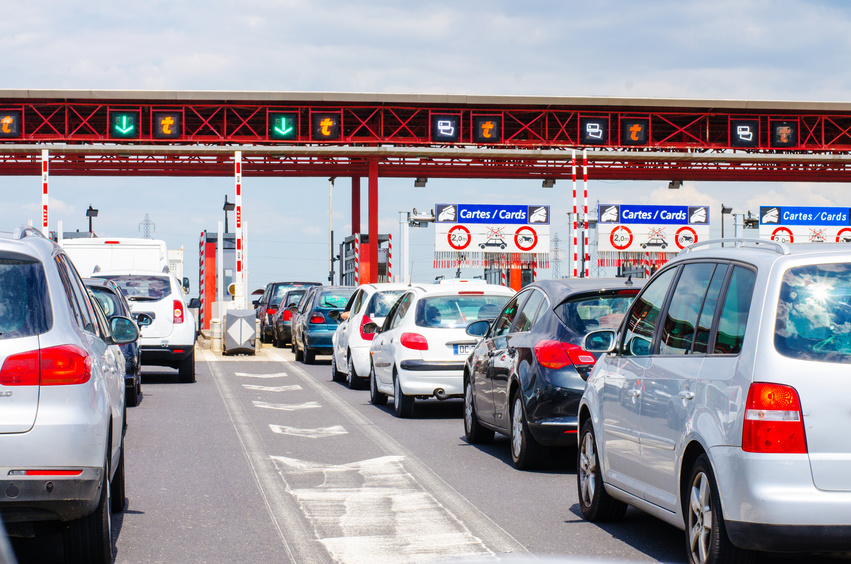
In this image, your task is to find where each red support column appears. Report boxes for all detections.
[368,159,379,284]
[351,177,361,235]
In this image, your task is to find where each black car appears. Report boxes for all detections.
[463,278,643,469]
[270,288,307,347]
[254,281,321,343]
[84,277,152,407]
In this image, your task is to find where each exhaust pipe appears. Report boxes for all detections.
[434,388,449,400]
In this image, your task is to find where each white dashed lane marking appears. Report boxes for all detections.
[236,371,289,378]
[253,400,322,411]
[242,384,303,392]
[269,425,348,439]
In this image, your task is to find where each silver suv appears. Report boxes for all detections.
[578,239,851,563]
[0,228,138,563]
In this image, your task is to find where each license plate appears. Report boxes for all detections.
[454,344,475,355]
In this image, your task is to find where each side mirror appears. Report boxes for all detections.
[362,321,380,335]
[182,277,190,293]
[328,310,341,320]
[135,313,154,327]
[111,316,140,344]
[188,298,201,309]
[584,330,617,353]
[252,299,260,308]
[466,319,490,337]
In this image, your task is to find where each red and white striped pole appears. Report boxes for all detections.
[41,149,49,236]
[571,149,578,278]
[583,149,590,278]
[353,235,360,285]
[387,233,392,282]
[234,151,244,308]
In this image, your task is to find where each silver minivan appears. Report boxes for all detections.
[0,228,137,563]
[578,239,851,563]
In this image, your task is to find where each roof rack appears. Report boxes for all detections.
[12,227,48,240]
[680,238,790,256]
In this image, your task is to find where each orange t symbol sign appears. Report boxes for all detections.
[161,116,174,135]
[320,118,334,136]
[1,116,12,134]
[629,124,643,141]
[481,121,494,138]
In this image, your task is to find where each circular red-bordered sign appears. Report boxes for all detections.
[771,226,794,243]
[447,225,471,250]
[610,225,633,250]
[675,226,698,249]
[837,228,851,243]
[514,226,538,251]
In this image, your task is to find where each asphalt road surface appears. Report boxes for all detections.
[8,345,845,563]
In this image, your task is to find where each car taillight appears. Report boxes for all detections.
[310,313,325,324]
[400,332,428,351]
[266,307,277,318]
[743,383,807,454]
[534,340,596,370]
[0,350,39,386]
[41,345,92,386]
[283,310,293,321]
[173,299,185,324]
[360,315,375,341]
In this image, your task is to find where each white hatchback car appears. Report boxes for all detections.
[330,283,409,389]
[366,281,515,417]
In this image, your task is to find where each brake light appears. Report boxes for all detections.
[40,345,92,386]
[283,310,293,321]
[360,315,375,341]
[400,332,428,351]
[0,350,39,386]
[458,291,484,295]
[534,340,596,369]
[310,313,325,324]
[173,299,185,324]
[742,383,807,454]
[21,470,84,476]
[617,290,640,295]
[266,307,277,318]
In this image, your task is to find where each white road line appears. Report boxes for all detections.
[253,401,321,412]
[269,425,348,439]
[242,384,302,392]
[235,371,289,378]
[264,349,529,559]
[201,348,329,563]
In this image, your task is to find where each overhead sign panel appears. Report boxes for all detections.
[621,118,649,146]
[269,112,298,140]
[431,114,460,143]
[759,205,851,243]
[473,115,501,143]
[311,113,341,140]
[580,117,608,145]
[597,204,710,252]
[153,111,182,139]
[0,110,22,138]
[434,203,550,255]
[109,110,140,139]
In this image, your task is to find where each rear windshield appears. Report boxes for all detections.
[272,283,319,305]
[0,256,52,339]
[88,286,123,318]
[281,290,305,308]
[315,289,355,309]
[366,290,405,317]
[97,275,171,301]
[416,294,511,328]
[775,263,851,364]
[554,291,638,333]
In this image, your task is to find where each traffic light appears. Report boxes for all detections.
[153,111,182,139]
[269,112,298,140]
[0,110,22,138]
[110,111,140,139]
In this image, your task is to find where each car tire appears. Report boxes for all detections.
[685,454,754,564]
[291,338,297,354]
[393,370,414,418]
[64,455,113,564]
[125,381,139,408]
[304,346,315,364]
[110,441,126,513]
[510,392,545,470]
[331,354,345,383]
[578,418,627,522]
[346,354,361,390]
[464,378,494,444]
[178,350,195,383]
[295,340,304,361]
[370,365,387,406]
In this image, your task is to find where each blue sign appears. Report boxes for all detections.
[759,206,851,226]
[598,204,709,225]
[435,204,550,225]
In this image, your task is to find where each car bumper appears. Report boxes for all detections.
[304,331,334,353]
[397,362,465,397]
[711,446,851,551]
[140,344,194,366]
[0,468,103,523]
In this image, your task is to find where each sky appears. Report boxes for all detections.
[3,0,851,294]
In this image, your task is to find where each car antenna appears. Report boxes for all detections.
[408,262,414,286]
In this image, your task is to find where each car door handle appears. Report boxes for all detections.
[628,389,641,398]
[679,391,695,400]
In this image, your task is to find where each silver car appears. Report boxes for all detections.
[578,239,851,563]
[0,228,137,563]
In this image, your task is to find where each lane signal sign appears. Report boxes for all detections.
[473,116,501,143]
[269,112,298,140]
[311,113,340,140]
[770,120,798,148]
[110,111,140,139]
[0,110,22,138]
[431,114,460,142]
[580,117,608,145]
[730,119,759,147]
[621,118,649,146]
[153,111,182,139]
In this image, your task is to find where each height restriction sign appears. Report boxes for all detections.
[447,225,471,250]
[609,225,633,250]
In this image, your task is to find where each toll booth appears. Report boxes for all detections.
[198,231,237,331]
[483,263,535,290]
[340,233,391,286]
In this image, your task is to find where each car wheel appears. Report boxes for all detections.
[178,350,195,383]
[685,455,754,564]
[464,378,494,444]
[125,381,139,408]
[304,346,315,364]
[510,392,545,470]
[291,337,297,354]
[393,370,414,418]
[578,418,627,521]
[295,340,304,361]
[370,364,388,406]
[331,354,345,383]
[64,455,113,564]
[346,354,361,390]
[110,440,126,513]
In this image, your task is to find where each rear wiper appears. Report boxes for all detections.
[128,297,159,302]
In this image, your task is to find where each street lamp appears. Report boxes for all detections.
[223,196,235,232]
[721,204,733,239]
[86,205,98,235]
